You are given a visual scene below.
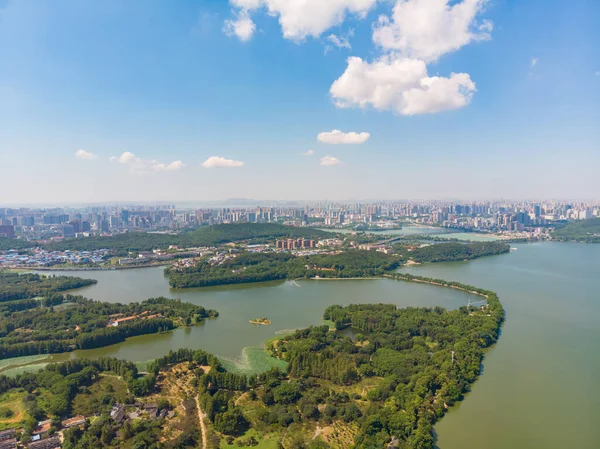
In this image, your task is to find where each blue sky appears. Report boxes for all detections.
[0,0,598,204]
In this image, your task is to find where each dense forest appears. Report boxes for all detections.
[0,296,217,359]
[37,223,332,255]
[551,218,600,242]
[167,250,401,288]
[397,241,510,263]
[0,272,97,303]
[0,238,33,251]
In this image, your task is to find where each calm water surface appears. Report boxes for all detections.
[15,242,599,448]
[39,269,472,362]
[317,226,500,241]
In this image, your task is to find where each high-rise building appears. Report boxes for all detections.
[63,225,75,239]
[72,221,83,233]
[20,216,34,226]
[0,225,15,239]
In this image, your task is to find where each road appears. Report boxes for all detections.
[194,394,208,449]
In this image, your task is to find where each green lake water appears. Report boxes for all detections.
[25,269,472,365]
[5,242,598,448]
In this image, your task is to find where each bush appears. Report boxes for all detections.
[0,406,14,419]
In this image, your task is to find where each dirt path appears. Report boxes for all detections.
[194,394,208,449]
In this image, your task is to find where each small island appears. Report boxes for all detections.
[249,317,271,325]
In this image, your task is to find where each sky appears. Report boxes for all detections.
[0,0,599,204]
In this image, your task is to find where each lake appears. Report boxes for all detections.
[4,242,599,449]
[403,242,600,449]
[16,268,472,366]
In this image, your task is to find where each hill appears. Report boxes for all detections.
[552,219,600,243]
[39,223,332,254]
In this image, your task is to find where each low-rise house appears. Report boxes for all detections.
[32,420,51,438]
[110,404,126,426]
[0,439,17,449]
[27,436,61,449]
[61,415,85,429]
[144,403,158,419]
[0,430,15,442]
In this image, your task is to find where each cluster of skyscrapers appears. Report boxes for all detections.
[0,200,598,242]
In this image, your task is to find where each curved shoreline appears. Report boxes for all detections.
[5,262,173,272]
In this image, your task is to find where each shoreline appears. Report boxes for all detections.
[1,262,173,272]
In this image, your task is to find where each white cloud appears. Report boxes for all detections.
[326,32,352,49]
[202,156,245,168]
[223,11,256,41]
[75,149,97,160]
[531,57,538,68]
[318,129,371,144]
[110,151,185,174]
[372,0,492,62]
[330,55,476,115]
[320,156,341,166]
[227,0,377,41]
[303,149,315,156]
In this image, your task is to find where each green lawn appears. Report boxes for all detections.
[72,374,129,416]
[0,390,28,430]
[0,354,51,371]
[219,347,287,376]
[220,429,280,449]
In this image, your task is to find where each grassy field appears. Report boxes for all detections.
[0,390,27,430]
[220,347,287,376]
[72,374,129,417]
[220,429,280,449]
[0,363,50,378]
[322,319,336,330]
[0,354,51,371]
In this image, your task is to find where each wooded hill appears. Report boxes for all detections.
[1,223,333,255]
[552,218,600,242]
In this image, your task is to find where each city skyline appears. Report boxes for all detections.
[1,0,599,202]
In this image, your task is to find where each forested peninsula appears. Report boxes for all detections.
[0,223,332,254]
[398,241,510,263]
[0,295,217,359]
[0,272,97,302]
